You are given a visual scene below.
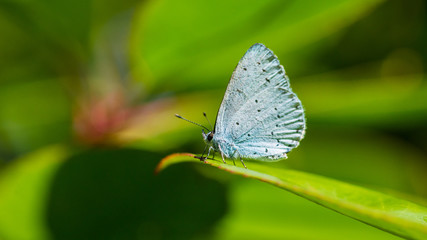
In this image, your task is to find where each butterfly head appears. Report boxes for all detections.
[202,130,214,144]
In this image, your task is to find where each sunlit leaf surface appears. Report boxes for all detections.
[0,145,69,240]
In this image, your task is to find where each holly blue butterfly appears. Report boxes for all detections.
[177,43,306,168]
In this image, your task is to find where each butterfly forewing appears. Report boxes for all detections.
[215,43,305,161]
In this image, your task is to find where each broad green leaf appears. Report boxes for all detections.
[157,153,427,240]
[0,145,70,240]
[289,127,427,197]
[131,0,386,92]
[216,181,403,240]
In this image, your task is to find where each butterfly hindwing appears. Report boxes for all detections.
[214,43,305,161]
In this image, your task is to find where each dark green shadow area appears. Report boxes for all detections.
[46,149,227,240]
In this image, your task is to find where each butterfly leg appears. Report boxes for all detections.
[206,146,214,161]
[240,156,247,169]
[217,144,227,164]
[235,150,247,169]
[199,145,208,161]
[220,152,226,164]
[231,150,238,166]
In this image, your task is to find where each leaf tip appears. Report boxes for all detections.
[155,153,196,174]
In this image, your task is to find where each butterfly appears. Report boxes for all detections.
[176,43,306,168]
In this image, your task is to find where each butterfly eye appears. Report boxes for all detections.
[207,133,214,141]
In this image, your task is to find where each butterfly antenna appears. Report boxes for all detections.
[203,112,213,131]
[175,114,210,131]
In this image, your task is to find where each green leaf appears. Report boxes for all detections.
[157,153,427,240]
[0,145,70,240]
[131,0,386,92]
[216,180,404,240]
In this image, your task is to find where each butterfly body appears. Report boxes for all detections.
[196,43,305,167]
[176,43,306,167]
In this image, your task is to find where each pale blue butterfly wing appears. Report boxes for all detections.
[213,43,305,161]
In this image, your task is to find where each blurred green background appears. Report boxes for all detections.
[0,0,426,239]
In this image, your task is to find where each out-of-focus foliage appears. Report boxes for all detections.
[0,0,427,239]
[132,0,387,93]
[46,149,226,240]
[0,145,68,240]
